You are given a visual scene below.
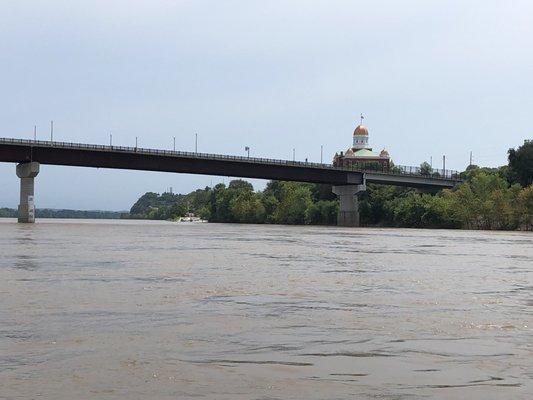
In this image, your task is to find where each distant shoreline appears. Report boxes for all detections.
[0,208,127,219]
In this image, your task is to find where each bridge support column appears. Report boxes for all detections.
[332,184,366,227]
[16,162,40,223]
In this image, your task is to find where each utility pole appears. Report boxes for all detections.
[173,136,176,151]
[430,156,433,168]
[110,133,113,147]
[442,155,446,176]
[135,136,138,148]
[320,145,323,163]
[292,148,295,162]
[195,133,198,153]
[469,151,472,166]
[33,125,36,141]
[50,120,54,142]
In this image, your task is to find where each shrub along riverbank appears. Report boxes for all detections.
[128,141,532,231]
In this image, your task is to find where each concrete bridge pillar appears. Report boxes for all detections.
[16,162,40,223]
[332,184,366,227]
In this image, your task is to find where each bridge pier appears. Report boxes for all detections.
[332,184,366,227]
[16,162,40,223]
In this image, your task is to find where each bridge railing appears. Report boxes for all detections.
[0,138,461,181]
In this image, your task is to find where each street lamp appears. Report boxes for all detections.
[245,146,250,157]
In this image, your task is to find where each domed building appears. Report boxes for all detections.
[333,119,391,170]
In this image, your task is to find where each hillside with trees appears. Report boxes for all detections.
[128,140,532,230]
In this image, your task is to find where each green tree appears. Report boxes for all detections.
[305,200,338,225]
[508,140,533,187]
[228,179,254,191]
[517,185,533,230]
[231,191,266,223]
[273,182,313,224]
[263,180,284,202]
[446,171,516,229]
[359,184,408,226]
[420,161,433,176]
[211,183,233,222]
[168,202,187,220]
[261,193,279,223]
[309,183,336,202]
[130,192,160,216]
[197,206,211,221]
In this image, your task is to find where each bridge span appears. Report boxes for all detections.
[0,138,461,226]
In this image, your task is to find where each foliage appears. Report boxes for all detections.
[419,161,433,176]
[127,180,337,226]
[517,185,533,230]
[0,208,123,219]
[507,140,533,187]
[305,200,338,225]
[127,142,533,231]
[272,182,313,224]
[0,208,17,218]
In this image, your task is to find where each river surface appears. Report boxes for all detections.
[0,219,531,399]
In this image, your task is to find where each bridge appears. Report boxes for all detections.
[0,138,461,226]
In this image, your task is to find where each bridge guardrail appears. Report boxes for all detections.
[0,138,461,181]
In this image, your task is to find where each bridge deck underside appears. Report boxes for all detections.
[0,142,458,189]
[0,143,364,186]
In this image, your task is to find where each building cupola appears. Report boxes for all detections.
[353,124,369,149]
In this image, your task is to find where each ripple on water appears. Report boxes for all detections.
[1,220,531,399]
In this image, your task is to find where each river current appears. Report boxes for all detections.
[0,219,531,399]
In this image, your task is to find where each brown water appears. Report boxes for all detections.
[0,219,531,399]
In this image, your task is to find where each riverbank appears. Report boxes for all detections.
[0,208,126,219]
[127,170,532,231]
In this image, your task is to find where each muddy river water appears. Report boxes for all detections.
[0,219,531,399]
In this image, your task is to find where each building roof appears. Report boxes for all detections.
[353,124,369,136]
[344,148,383,158]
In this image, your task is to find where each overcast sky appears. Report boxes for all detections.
[1,0,532,210]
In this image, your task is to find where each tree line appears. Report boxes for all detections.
[0,208,124,219]
[128,180,339,225]
[127,140,532,230]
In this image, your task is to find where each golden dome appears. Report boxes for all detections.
[353,124,369,136]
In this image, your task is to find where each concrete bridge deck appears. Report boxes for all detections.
[0,138,462,225]
[0,138,460,188]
